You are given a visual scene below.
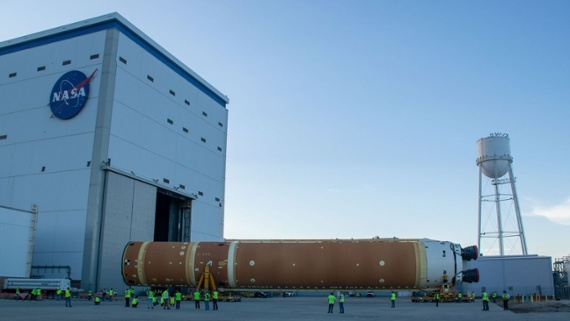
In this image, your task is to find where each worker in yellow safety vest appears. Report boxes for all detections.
[327,292,335,313]
[175,289,182,310]
[391,291,396,308]
[194,290,201,309]
[64,287,72,307]
[502,291,510,310]
[131,296,139,308]
[434,293,440,307]
[481,291,489,311]
[212,290,219,310]
[204,292,211,310]
[124,288,131,307]
[147,289,155,309]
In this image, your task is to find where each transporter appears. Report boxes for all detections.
[122,238,478,291]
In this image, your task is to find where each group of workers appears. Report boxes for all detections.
[327,291,397,313]
[481,290,510,311]
[89,287,221,311]
[326,289,512,314]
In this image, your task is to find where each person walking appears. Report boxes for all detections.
[390,291,396,308]
[482,291,489,311]
[212,290,219,310]
[327,292,335,313]
[64,287,72,307]
[434,292,440,307]
[502,291,510,310]
[339,293,345,313]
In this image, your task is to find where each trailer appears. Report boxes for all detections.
[4,278,71,294]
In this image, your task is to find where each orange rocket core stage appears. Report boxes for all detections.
[122,239,478,290]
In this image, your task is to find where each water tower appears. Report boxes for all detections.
[476,133,528,256]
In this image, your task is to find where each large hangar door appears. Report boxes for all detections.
[98,172,157,291]
[154,190,192,242]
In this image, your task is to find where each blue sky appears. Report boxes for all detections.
[2,1,569,259]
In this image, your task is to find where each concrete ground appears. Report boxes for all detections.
[1,296,569,321]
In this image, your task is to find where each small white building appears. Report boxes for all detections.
[0,13,229,291]
[463,255,555,297]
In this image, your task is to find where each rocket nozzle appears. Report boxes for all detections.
[461,245,478,261]
[461,268,479,283]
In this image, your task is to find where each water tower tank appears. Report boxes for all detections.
[476,134,512,178]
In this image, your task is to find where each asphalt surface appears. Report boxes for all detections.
[1,296,569,321]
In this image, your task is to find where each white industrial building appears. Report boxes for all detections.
[0,13,229,291]
[462,255,555,297]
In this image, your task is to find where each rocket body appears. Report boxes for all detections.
[122,239,478,290]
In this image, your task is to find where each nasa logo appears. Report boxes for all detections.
[49,69,97,119]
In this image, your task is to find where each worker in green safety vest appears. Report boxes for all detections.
[481,291,489,311]
[132,296,139,308]
[391,291,396,308]
[124,288,131,307]
[175,289,182,309]
[204,292,211,310]
[194,290,201,309]
[212,290,219,310]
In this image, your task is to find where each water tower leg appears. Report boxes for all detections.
[494,180,504,256]
[508,168,528,255]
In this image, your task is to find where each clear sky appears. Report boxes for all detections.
[2,0,569,259]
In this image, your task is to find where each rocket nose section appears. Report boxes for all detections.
[461,245,479,261]
[461,268,479,283]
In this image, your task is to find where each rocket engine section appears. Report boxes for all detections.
[122,239,478,291]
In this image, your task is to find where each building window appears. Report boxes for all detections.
[0,135,7,140]
[163,178,170,184]
[183,127,189,133]
[184,100,190,106]
[37,66,46,71]
[62,60,71,65]
[169,90,176,96]
[218,122,224,127]
[215,197,220,202]
[198,191,204,196]
[202,111,208,117]
[201,137,206,143]
[8,72,17,78]
[167,119,173,125]
[119,56,127,64]
[179,184,186,190]
[90,54,99,60]
[147,75,154,82]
